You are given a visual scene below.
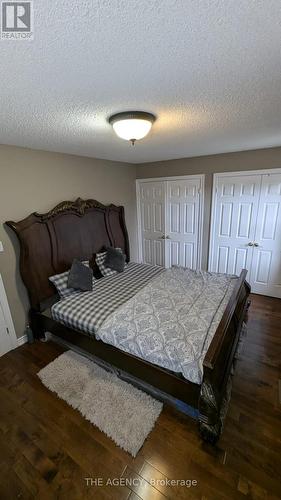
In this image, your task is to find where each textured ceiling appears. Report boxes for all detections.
[1,0,281,163]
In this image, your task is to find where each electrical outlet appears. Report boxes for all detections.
[0,241,3,252]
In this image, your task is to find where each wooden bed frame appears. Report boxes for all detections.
[6,197,250,444]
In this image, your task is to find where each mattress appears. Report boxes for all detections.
[52,263,237,385]
[96,267,237,384]
[51,262,164,334]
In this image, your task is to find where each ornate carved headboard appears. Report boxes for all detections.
[6,198,130,310]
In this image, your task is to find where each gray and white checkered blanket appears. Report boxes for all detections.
[51,263,164,335]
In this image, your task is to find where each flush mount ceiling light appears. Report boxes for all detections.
[109,111,156,145]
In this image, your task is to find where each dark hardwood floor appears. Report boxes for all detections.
[0,294,280,499]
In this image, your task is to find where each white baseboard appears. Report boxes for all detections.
[17,334,28,347]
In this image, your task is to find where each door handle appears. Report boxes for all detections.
[159,235,171,240]
[253,242,259,247]
[247,242,254,246]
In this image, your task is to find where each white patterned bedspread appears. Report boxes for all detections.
[96,267,237,384]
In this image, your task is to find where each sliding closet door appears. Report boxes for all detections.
[138,181,166,266]
[250,173,281,298]
[166,178,202,269]
[209,174,261,275]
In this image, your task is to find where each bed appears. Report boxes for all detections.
[6,197,250,443]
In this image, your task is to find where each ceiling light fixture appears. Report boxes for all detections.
[109,111,156,145]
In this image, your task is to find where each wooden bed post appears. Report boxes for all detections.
[198,271,250,443]
[198,376,223,443]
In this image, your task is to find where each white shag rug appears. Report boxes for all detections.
[38,350,163,456]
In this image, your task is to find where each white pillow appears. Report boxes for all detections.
[49,270,76,298]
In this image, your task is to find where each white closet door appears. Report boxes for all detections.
[138,181,166,266]
[209,174,261,275]
[250,173,281,298]
[166,178,202,269]
[0,275,17,356]
[138,177,204,268]
[0,303,13,356]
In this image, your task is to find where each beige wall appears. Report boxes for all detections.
[136,147,281,269]
[0,145,137,338]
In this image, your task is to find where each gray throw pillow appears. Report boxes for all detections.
[67,259,93,292]
[104,247,126,273]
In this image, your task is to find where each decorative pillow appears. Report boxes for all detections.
[104,247,126,273]
[96,248,125,277]
[49,261,92,298]
[67,259,93,292]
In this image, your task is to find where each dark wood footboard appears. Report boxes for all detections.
[198,270,250,443]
